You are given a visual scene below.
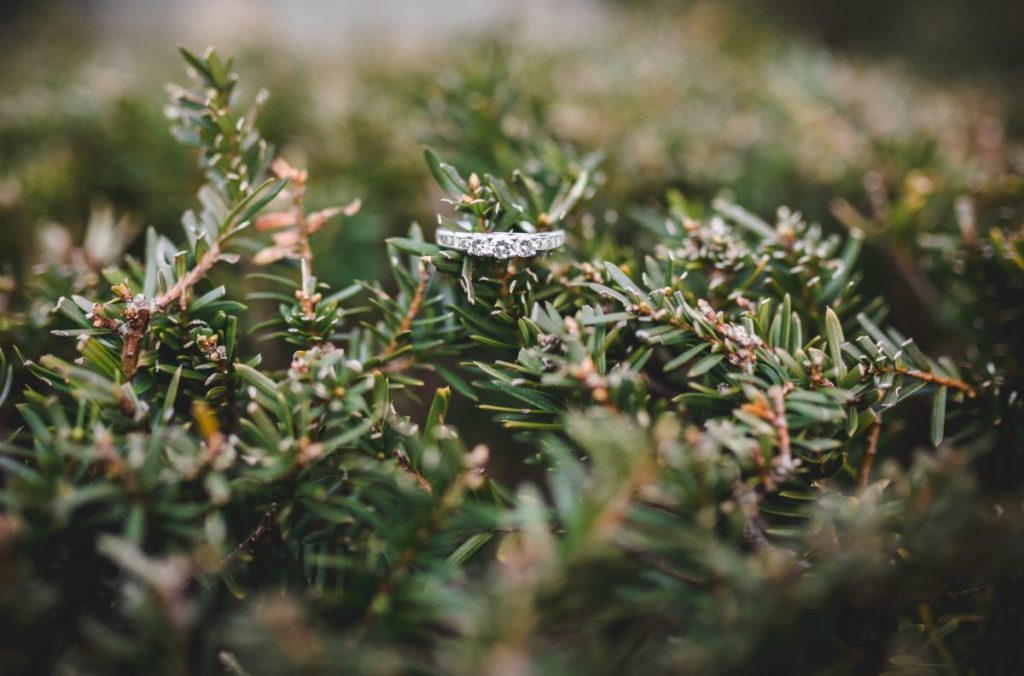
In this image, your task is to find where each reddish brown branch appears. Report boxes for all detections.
[393,449,433,494]
[155,242,222,313]
[616,540,708,589]
[236,503,280,556]
[379,261,431,360]
[751,442,772,489]
[740,383,797,492]
[859,418,882,489]
[898,368,977,398]
[768,385,793,472]
[95,241,223,379]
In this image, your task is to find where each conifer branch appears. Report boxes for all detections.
[156,240,223,313]
[895,368,977,398]
[380,259,432,360]
[859,417,882,489]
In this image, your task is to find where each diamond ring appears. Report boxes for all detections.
[435,229,565,259]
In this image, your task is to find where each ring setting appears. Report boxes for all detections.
[436,229,565,259]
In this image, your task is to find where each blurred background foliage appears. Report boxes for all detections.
[3,0,1021,288]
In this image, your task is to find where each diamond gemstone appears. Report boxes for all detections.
[513,237,536,258]
[492,237,514,259]
[468,235,492,257]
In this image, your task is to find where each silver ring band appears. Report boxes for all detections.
[435,229,565,259]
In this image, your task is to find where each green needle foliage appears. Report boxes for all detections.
[1,47,1023,676]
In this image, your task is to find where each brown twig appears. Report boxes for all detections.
[562,315,614,407]
[89,241,225,380]
[738,383,798,494]
[252,159,359,268]
[235,503,280,556]
[630,298,761,374]
[629,300,691,332]
[809,357,834,390]
[295,260,323,322]
[155,241,222,313]
[288,168,313,268]
[742,519,772,552]
[376,355,416,374]
[392,448,433,494]
[751,442,772,489]
[859,418,882,489]
[616,540,708,589]
[768,385,794,475]
[898,368,977,398]
[379,260,432,361]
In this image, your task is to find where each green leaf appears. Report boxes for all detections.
[423,147,469,193]
[233,178,289,229]
[547,169,590,223]
[603,262,644,298]
[664,343,709,372]
[689,353,724,377]
[713,198,775,240]
[435,364,478,402]
[80,339,121,380]
[486,175,525,216]
[190,286,227,312]
[387,238,441,257]
[581,309,633,326]
[178,46,218,87]
[424,386,451,442]
[486,381,561,413]
[447,533,493,566]
[143,227,159,297]
[460,255,475,305]
[321,419,376,456]
[825,307,847,379]
[588,283,630,306]
[225,315,239,363]
[931,386,947,446]
[158,366,183,426]
[235,363,279,400]
[372,372,390,425]
[0,350,11,409]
